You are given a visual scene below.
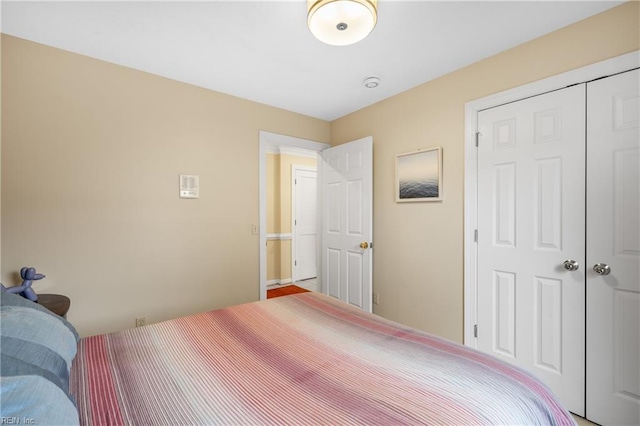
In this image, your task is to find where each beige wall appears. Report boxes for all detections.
[266,239,281,282]
[1,35,330,337]
[266,154,281,235]
[331,2,639,343]
[266,153,317,283]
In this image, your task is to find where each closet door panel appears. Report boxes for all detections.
[477,84,586,415]
[586,68,640,426]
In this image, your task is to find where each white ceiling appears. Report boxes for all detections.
[1,1,622,121]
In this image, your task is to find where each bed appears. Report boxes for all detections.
[1,290,576,425]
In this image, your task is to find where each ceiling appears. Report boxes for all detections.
[1,1,622,121]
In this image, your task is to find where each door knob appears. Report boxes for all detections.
[593,263,611,276]
[360,242,369,249]
[563,260,579,271]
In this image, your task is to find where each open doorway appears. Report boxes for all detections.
[259,131,330,300]
[265,153,317,289]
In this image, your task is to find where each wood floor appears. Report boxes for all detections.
[572,414,596,426]
[266,285,310,299]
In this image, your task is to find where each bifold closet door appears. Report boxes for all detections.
[586,68,640,426]
[476,84,586,415]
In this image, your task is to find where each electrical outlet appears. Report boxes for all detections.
[373,293,380,305]
[135,317,146,327]
[251,224,259,235]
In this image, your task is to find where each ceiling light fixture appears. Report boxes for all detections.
[307,0,378,46]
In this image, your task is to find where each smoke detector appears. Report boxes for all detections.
[363,76,380,88]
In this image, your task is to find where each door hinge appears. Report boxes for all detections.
[474,229,478,242]
[474,324,478,338]
[294,260,297,266]
[475,132,480,147]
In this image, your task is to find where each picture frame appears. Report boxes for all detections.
[396,147,443,202]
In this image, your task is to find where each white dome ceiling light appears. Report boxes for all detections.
[307,0,378,46]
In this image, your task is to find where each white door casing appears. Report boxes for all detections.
[464,52,639,346]
[586,69,640,426]
[320,137,373,312]
[476,84,586,415]
[464,53,639,424]
[292,166,318,282]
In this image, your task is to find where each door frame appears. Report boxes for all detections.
[291,164,318,283]
[259,131,330,300]
[463,51,639,346]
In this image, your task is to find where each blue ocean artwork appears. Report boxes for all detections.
[397,148,441,200]
[399,178,439,199]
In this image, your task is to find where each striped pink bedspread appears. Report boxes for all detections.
[70,293,575,425]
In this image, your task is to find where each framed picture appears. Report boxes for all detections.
[396,147,443,202]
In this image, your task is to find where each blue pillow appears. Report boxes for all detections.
[0,291,80,424]
[0,375,79,425]
[1,306,78,369]
[0,351,70,401]
[0,291,78,341]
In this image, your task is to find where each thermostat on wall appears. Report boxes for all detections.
[179,174,199,199]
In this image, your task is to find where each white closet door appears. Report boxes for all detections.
[477,84,586,415]
[586,68,640,426]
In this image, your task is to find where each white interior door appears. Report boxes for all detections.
[320,136,373,312]
[477,85,586,415]
[292,166,317,282]
[586,68,640,426]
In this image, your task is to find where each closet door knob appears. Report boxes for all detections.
[593,263,611,276]
[563,260,579,271]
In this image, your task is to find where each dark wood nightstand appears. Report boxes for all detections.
[37,294,71,318]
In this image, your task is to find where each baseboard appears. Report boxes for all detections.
[267,278,292,286]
